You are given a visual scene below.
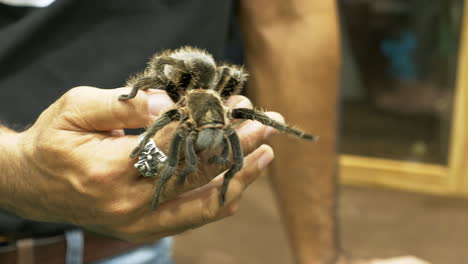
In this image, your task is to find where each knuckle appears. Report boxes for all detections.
[244,135,256,151]
[104,199,136,217]
[83,165,119,185]
[110,95,152,128]
[34,137,69,161]
[34,138,56,155]
[62,86,92,104]
[199,206,219,223]
[67,86,94,96]
[109,99,130,123]
[223,180,244,200]
[58,87,96,123]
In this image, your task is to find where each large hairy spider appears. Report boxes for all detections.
[119,46,317,209]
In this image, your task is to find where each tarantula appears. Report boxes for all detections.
[119,46,317,210]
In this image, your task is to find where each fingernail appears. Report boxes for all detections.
[149,93,173,116]
[227,96,252,108]
[109,129,125,137]
[230,96,244,105]
[257,148,274,170]
[234,98,252,108]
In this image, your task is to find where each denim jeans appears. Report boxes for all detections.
[65,230,173,264]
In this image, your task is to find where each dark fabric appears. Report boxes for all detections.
[0,0,233,237]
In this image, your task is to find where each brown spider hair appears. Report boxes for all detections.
[119,46,316,209]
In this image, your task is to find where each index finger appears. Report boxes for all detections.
[60,86,173,131]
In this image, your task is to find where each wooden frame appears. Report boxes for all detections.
[340,156,453,195]
[450,5,468,196]
[340,4,468,198]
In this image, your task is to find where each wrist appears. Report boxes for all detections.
[0,128,26,211]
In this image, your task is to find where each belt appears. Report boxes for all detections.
[0,231,143,264]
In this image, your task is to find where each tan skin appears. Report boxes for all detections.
[240,1,341,263]
[0,86,431,264]
[0,86,282,243]
[0,3,427,263]
[240,2,430,264]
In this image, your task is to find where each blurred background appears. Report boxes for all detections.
[173,0,468,263]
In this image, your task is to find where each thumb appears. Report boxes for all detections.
[61,86,173,131]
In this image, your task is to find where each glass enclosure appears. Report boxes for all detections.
[340,0,464,165]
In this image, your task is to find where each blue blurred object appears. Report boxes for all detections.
[381,31,419,81]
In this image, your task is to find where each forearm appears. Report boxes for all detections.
[0,125,25,212]
[240,2,341,264]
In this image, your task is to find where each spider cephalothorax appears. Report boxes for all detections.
[119,46,316,209]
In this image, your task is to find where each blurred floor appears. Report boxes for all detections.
[173,176,468,264]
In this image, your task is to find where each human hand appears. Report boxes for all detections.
[2,86,279,242]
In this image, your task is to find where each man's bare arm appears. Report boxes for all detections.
[240,1,341,263]
[0,125,25,213]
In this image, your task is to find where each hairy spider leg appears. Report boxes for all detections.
[214,66,246,98]
[208,135,230,164]
[152,56,187,73]
[130,109,181,158]
[153,57,189,87]
[231,108,318,140]
[177,131,198,185]
[119,74,163,100]
[152,127,187,210]
[152,57,194,102]
[213,66,231,92]
[162,82,181,103]
[119,56,189,101]
[155,72,192,103]
[219,128,244,207]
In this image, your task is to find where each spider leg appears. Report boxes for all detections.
[152,127,186,210]
[230,108,318,140]
[152,56,188,74]
[119,75,163,100]
[208,135,230,164]
[161,82,181,103]
[219,128,244,207]
[130,109,181,158]
[215,65,247,98]
[214,66,231,92]
[177,131,198,185]
[120,56,182,101]
[152,56,193,101]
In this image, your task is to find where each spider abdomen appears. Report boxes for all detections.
[196,128,225,150]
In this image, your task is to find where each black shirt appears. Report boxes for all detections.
[0,0,236,238]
